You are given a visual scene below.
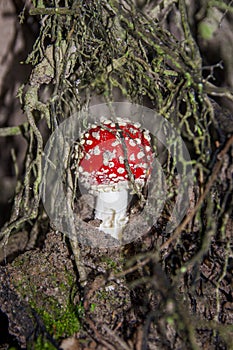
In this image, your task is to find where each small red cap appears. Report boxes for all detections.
[75,119,153,191]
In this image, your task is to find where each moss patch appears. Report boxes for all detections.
[7,232,82,347]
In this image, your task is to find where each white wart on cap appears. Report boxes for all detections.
[75,119,153,192]
[72,118,154,240]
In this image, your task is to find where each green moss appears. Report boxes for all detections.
[27,291,83,339]
[39,304,81,338]
[30,302,83,349]
[101,256,117,268]
[96,288,118,303]
[198,22,215,40]
[34,335,56,350]
[100,256,122,273]
[90,303,96,312]
[11,254,83,346]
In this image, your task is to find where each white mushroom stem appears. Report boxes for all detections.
[95,189,128,240]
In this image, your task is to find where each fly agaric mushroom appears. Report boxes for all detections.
[72,118,154,240]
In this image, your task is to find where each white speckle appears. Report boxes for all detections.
[129,127,137,134]
[105,285,115,292]
[86,140,93,145]
[103,120,111,125]
[92,131,101,140]
[134,122,141,128]
[85,133,90,138]
[109,173,117,178]
[110,123,115,127]
[129,153,135,161]
[117,167,125,174]
[119,121,127,126]
[145,145,151,152]
[135,138,141,144]
[137,151,145,159]
[109,161,115,168]
[129,139,136,147]
[94,146,101,155]
[119,156,124,164]
[80,139,85,145]
[103,150,116,166]
[112,140,120,147]
[85,153,91,160]
[144,131,151,142]
[116,131,121,139]
[78,166,83,173]
[103,158,109,166]
[91,124,97,128]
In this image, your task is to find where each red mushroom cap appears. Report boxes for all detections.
[74,119,154,192]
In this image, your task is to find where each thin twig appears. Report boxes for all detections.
[102,325,131,350]
[160,134,233,250]
[85,317,117,350]
[113,257,151,279]
[0,122,28,136]
[29,7,74,15]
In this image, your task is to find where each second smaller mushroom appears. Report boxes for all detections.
[72,118,154,240]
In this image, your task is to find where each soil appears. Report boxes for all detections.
[1,218,233,349]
